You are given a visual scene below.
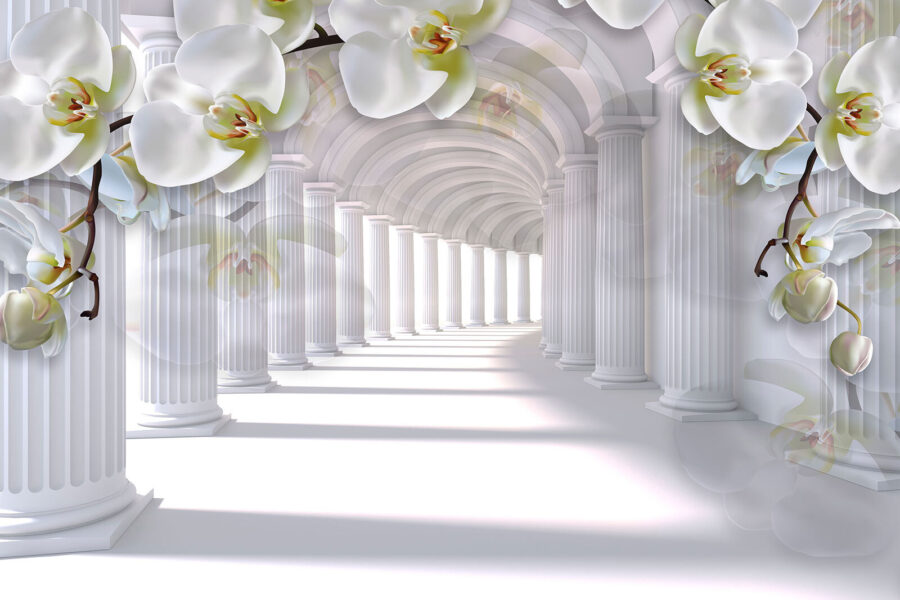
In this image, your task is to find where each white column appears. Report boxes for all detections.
[515,252,532,323]
[468,244,486,327]
[444,239,464,328]
[542,181,564,358]
[123,16,228,435]
[395,225,417,335]
[216,180,274,392]
[304,183,341,356]
[586,117,657,390]
[267,155,313,368]
[337,201,368,346]
[557,156,597,371]
[0,3,150,557]
[367,216,393,339]
[421,233,441,331]
[491,248,509,325]
[646,69,749,420]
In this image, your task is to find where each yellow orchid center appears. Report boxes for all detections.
[203,94,264,141]
[838,92,883,136]
[408,10,464,56]
[701,54,751,95]
[44,77,98,126]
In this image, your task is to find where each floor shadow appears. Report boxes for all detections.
[269,386,542,396]
[217,421,618,443]
[110,503,766,564]
[336,353,499,359]
[308,366,519,373]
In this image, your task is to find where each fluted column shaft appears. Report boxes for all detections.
[492,248,509,325]
[217,180,273,391]
[267,155,312,368]
[367,216,393,339]
[395,226,417,335]
[469,244,486,327]
[0,2,147,545]
[337,202,367,346]
[515,252,532,323]
[657,75,737,413]
[445,239,464,328]
[542,182,564,357]
[558,157,598,370]
[588,119,656,389]
[421,234,441,331]
[305,183,341,356]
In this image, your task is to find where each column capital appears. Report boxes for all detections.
[304,181,342,194]
[469,243,486,249]
[647,54,695,92]
[543,179,565,194]
[420,232,441,240]
[336,200,367,212]
[270,153,314,171]
[586,115,658,140]
[304,182,342,206]
[444,238,464,246]
[515,251,530,256]
[367,214,393,224]
[395,224,417,233]
[122,15,179,51]
[556,154,597,172]
[492,247,508,255]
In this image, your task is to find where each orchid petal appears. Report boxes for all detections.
[130,101,244,188]
[0,96,82,181]
[260,0,317,52]
[818,51,850,110]
[93,46,137,112]
[814,112,849,170]
[765,0,822,29]
[422,47,477,119]
[0,59,48,105]
[583,0,664,29]
[337,32,447,118]
[706,80,807,150]
[751,50,812,87]
[59,114,110,177]
[827,231,874,266]
[329,0,415,40]
[681,77,722,135]
[837,36,900,103]
[675,15,710,72]
[258,67,310,132]
[213,136,273,193]
[176,24,286,114]
[455,0,511,44]
[174,0,284,41]
[696,0,798,62]
[144,63,214,115]
[838,126,900,194]
[10,7,113,91]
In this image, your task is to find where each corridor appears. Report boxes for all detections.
[4,326,899,598]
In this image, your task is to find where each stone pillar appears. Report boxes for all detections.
[0,3,150,557]
[267,154,313,369]
[491,248,509,325]
[122,16,229,435]
[304,183,341,356]
[515,252,532,323]
[444,239,464,328]
[468,244,486,327]
[542,181,564,358]
[645,67,750,420]
[216,180,275,393]
[367,216,393,339]
[586,117,657,390]
[337,201,368,346]
[394,225,417,335]
[421,233,441,331]
[557,156,597,371]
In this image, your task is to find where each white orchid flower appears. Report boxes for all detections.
[782,207,900,268]
[708,0,822,29]
[174,0,316,53]
[675,0,813,150]
[130,24,309,194]
[814,36,900,194]
[329,0,511,119]
[556,0,663,29]
[736,137,825,191]
[0,287,68,357]
[0,7,135,181]
[768,269,838,324]
[77,154,171,231]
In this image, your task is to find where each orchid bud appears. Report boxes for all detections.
[769,269,838,324]
[829,332,873,376]
[0,287,68,357]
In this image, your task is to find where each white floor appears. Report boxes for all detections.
[3,325,900,598]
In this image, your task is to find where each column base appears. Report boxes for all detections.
[218,381,276,394]
[269,361,312,371]
[128,414,232,439]
[789,450,900,492]
[367,333,394,341]
[467,322,487,328]
[268,353,312,368]
[584,376,658,391]
[0,486,153,558]
[444,324,465,329]
[339,341,370,348]
[538,339,546,349]
[556,362,593,372]
[306,350,343,357]
[394,330,418,336]
[491,320,510,326]
[645,400,756,423]
[543,349,562,359]
[515,319,534,324]
[420,326,442,332]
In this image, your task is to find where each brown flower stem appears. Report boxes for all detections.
[837,300,862,335]
[284,25,344,54]
[782,242,803,269]
[108,114,133,132]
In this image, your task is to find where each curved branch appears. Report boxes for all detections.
[285,33,344,54]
